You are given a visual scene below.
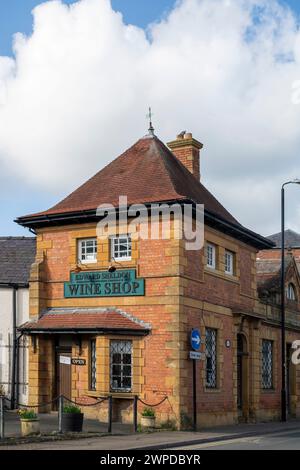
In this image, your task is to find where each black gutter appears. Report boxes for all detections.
[18,328,150,336]
[15,200,274,250]
[203,208,275,250]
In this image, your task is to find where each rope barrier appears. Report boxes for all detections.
[3,396,59,409]
[2,394,109,409]
[63,395,109,407]
[138,396,168,407]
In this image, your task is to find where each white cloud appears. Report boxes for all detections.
[0,0,300,235]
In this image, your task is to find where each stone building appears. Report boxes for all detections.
[15,129,300,428]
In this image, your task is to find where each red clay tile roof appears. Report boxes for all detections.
[19,135,239,225]
[19,308,151,333]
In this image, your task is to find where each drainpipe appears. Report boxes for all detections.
[15,332,24,409]
[11,286,18,410]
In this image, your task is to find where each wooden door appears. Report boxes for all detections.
[56,351,72,400]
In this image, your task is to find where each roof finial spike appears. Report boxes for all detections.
[147,106,155,136]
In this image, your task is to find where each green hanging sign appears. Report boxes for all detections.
[64,269,145,298]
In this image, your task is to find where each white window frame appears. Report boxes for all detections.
[78,238,97,264]
[225,250,234,275]
[111,235,132,261]
[206,243,216,269]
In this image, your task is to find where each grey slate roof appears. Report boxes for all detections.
[268,229,300,248]
[0,237,36,285]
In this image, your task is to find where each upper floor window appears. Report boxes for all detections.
[287,283,297,301]
[206,243,216,269]
[262,339,273,390]
[111,235,132,261]
[78,238,97,263]
[225,250,234,275]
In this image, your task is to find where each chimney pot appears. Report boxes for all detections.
[167,132,203,180]
[184,132,192,139]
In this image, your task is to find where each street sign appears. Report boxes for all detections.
[191,329,201,351]
[189,351,205,360]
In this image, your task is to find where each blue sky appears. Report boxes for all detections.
[0,0,296,56]
[0,0,176,57]
[0,0,176,235]
[0,0,300,237]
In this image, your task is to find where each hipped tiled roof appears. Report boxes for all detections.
[18,135,238,224]
[19,308,151,333]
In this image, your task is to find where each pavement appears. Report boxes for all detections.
[2,410,132,438]
[0,418,300,450]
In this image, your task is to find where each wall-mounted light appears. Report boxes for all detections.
[108,257,123,273]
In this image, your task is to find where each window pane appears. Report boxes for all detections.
[112,236,131,260]
[262,340,273,389]
[206,328,217,388]
[79,238,97,262]
[90,339,97,391]
[110,340,132,391]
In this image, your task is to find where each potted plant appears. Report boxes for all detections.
[62,405,84,432]
[140,407,156,429]
[19,409,40,437]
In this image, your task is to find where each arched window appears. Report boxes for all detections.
[287,283,297,301]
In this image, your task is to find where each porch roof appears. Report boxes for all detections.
[19,308,151,335]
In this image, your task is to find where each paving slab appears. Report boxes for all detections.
[1,419,300,450]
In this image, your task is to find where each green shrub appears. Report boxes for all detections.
[141,407,155,417]
[63,405,82,414]
[18,409,38,420]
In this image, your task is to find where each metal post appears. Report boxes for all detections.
[133,395,138,433]
[108,395,112,433]
[193,359,197,431]
[281,186,287,422]
[0,396,4,439]
[58,395,64,433]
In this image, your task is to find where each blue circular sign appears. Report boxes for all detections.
[191,329,201,351]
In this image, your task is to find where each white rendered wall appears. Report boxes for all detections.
[0,287,29,404]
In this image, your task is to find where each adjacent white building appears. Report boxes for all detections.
[0,237,35,406]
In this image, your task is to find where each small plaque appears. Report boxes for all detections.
[190,351,205,360]
[59,355,71,365]
[71,358,86,366]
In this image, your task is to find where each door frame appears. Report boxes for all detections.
[237,333,249,421]
[55,346,72,409]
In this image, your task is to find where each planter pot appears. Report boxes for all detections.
[62,413,84,433]
[20,419,40,437]
[141,416,156,429]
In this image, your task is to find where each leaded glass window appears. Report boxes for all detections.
[110,340,132,392]
[90,339,97,391]
[206,328,217,388]
[262,339,273,390]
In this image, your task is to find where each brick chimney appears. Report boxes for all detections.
[167,132,203,180]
